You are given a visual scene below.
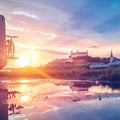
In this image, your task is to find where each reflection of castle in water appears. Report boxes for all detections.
[69,80,120,92]
[69,81,96,92]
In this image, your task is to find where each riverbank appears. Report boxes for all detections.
[1,67,120,82]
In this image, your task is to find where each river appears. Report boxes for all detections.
[0,78,120,120]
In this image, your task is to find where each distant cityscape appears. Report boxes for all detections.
[1,50,120,80]
[47,50,120,70]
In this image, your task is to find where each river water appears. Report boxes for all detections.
[1,78,120,120]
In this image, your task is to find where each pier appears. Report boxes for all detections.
[0,86,8,120]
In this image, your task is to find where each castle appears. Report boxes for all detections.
[65,50,120,69]
[47,50,120,70]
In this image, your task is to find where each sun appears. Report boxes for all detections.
[16,51,39,67]
[31,52,39,58]
[16,54,30,67]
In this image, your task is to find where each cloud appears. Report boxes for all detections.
[36,49,68,56]
[0,0,120,66]
[12,11,39,20]
[63,0,120,44]
[89,46,98,48]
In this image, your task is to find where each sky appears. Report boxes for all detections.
[0,0,120,67]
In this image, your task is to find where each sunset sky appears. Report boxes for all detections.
[0,0,120,67]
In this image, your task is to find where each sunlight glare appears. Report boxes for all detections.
[19,84,32,93]
[16,51,39,67]
[17,54,30,67]
[21,79,29,83]
[31,52,39,58]
[20,95,30,103]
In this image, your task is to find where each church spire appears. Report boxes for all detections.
[110,49,113,57]
[110,49,114,63]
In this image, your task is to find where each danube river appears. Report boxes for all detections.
[1,78,120,120]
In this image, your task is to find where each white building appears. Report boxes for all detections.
[109,61,120,66]
[64,56,73,63]
[70,50,88,58]
[90,50,120,69]
[90,62,109,69]
[109,50,120,66]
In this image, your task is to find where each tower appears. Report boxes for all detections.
[110,50,114,63]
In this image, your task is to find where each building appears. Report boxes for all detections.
[109,61,120,66]
[65,50,89,65]
[64,50,89,70]
[47,50,120,70]
[90,50,120,69]
[66,50,120,69]
[70,50,88,58]
[109,50,114,63]
[64,56,74,63]
[89,62,109,69]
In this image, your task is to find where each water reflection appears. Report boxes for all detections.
[69,80,120,93]
[1,78,120,119]
[19,84,32,93]
[6,79,120,103]
[6,79,120,109]
[99,81,120,90]
[21,79,30,84]
[20,95,30,103]
[89,85,113,93]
